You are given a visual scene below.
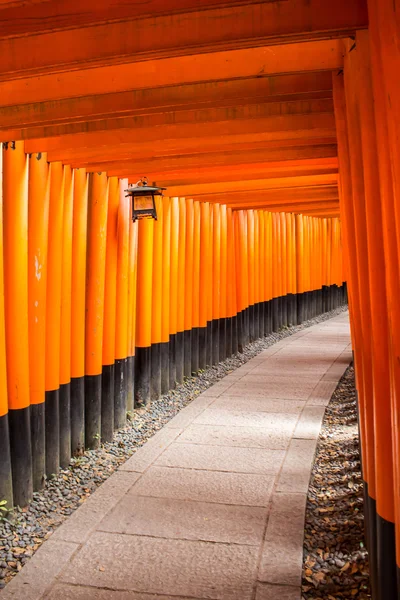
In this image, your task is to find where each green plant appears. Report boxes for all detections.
[0,500,12,523]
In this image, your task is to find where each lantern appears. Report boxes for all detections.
[125,177,166,222]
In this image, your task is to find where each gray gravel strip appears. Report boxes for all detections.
[302,365,371,599]
[0,305,347,591]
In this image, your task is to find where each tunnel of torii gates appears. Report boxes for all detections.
[0,0,399,598]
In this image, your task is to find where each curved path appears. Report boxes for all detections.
[2,312,351,600]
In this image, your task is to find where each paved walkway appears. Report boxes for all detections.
[3,312,351,600]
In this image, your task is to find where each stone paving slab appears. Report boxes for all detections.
[98,495,267,545]
[176,422,293,449]
[130,465,276,506]
[155,442,286,474]
[209,395,306,413]
[60,532,259,600]
[2,311,351,600]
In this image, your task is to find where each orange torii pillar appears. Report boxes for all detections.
[127,201,138,411]
[85,173,108,448]
[160,196,171,394]
[70,168,88,454]
[135,217,154,406]
[226,207,235,356]
[114,180,130,423]
[199,202,210,370]
[169,197,179,388]
[211,203,221,364]
[0,144,13,507]
[59,165,73,468]
[347,30,397,598]
[184,198,194,377]
[101,177,119,441]
[28,152,49,489]
[176,198,186,382]
[151,196,163,399]
[367,7,400,591]
[191,200,201,373]
[219,204,228,360]
[45,161,64,473]
[3,142,33,507]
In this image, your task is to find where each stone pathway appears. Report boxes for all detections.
[2,312,351,600]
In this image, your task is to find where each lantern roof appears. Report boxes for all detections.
[125,177,166,196]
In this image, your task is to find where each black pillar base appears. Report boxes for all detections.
[169,334,176,390]
[248,304,255,342]
[183,330,192,378]
[231,315,238,355]
[84,374,101,450]
[9,407,33,507]
[377,513,398,600]
[45,389,60,475]
[151,344,162,400]
[219,318,227,361]
[243,307,250,347]
[30,402,45,491]
[160,342,170,395]
[175,331,184,384]
[211,319,219,365]
[191,328,199,374]
[101,364,114,442]
[225,317,233,357]
[272,298,279,332]
[0,413,13,506]
[365,485,378,600]
[126,356,135,413]
[59,382,71,469]
[70,376,85,456]
[135,347,151,407]
[199,326,207,370]
[115,358,127,427]
[236,311,243,353]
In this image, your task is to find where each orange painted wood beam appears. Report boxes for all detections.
[49,139,337,167]
[0,74,333,129]
[1,41,342,107]
[79,145,338,173]
[111,164,338,185]
[0,2,366,79]
[163,174,339,197]
[0,0,367,38]
[24,113,336,154]
[231,200,339,212]
[2,98,334,141]
[203,186,339,205]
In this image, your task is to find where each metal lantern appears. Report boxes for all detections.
[125,177,166,222]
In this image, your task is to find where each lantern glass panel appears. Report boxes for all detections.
[133,194,154,211]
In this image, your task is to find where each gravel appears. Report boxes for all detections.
[302,365,371,599]
[0,305,347,591]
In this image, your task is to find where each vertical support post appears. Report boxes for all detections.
[191,200,201,372]
[28,152,49,489]
[45,161,64,475]
[3,141,33,506]
[199,202,209,369]
[85,172,108,448]
[135,217,154,405]
[184,199,194,376]
[102,177,118,440]
[0,144,13,506]
[114,179,130,423]
[150,196,163,399]
[169,197,179,388]
[59,165,73,468]
[70,168,88,455]
[160,197,171,394]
